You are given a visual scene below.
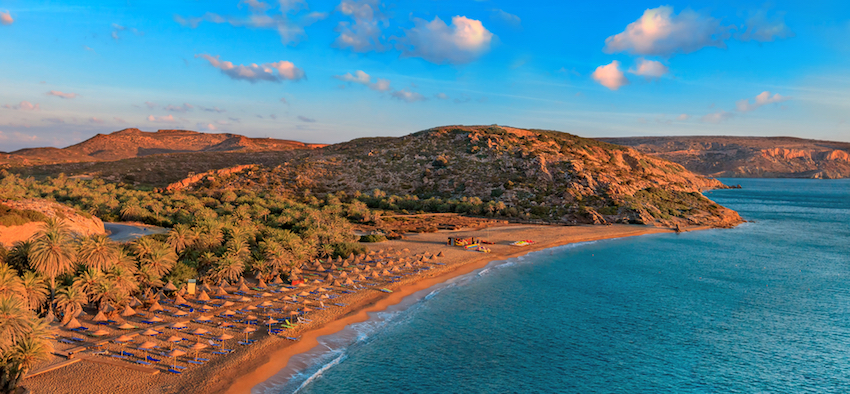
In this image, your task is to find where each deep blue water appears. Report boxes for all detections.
[260,179,850,393]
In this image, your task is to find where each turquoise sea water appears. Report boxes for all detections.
[259,179,850,393]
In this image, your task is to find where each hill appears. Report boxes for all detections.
[598,136,850,179]
[202,125,742,228]
[0,199,105,248]
[0,128,324,166]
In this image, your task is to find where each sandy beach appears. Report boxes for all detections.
[25,223,681,394]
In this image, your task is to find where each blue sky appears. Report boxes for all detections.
[1,0,849,150]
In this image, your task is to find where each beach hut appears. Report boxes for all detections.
[163,281,178,292]
[121,305,136,317]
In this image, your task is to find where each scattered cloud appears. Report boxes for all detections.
[333,0,388,52]
[397,16,494,64]
[229,117,241,123]
[46,90,79,99]
[145,101,158,109]
[199,106,225,113]
[491,9,521,27]
[114,117,127,123]
[196,122,217,131]
[391,89,425,103]
[603,6,732,57]
[279,97,289,105]
[297,115,316,122]
[0,131,39,143]
[736,91,790,112]
[701,110,734,123]
[147,114,177,123]
[269,114,277,119]
[215,119,230,125]
[89,117,104,124]
[1,11,13,25]
[591,60,629,90]
[3,101,40,111]
[197,54,305,83]
[434,93,449,100]
[629,58,669,78]
[334,70,391,91]
[164,103,194,112]
[453,94,472,104]
[175,2,326,46]
[677,114,690,121]
[739,10,794,42]
[111,23,143,40]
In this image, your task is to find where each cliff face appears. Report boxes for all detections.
[0,199,105,248]
[599,136,850,179]
[211,125,742,228]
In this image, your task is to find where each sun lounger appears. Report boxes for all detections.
[168,369,182,374]
[284,337,299,341]
[91,350,108,355]
[147,356,161,362]
[238,341,252,346]
[71,337,85,341]
[70,327,89,331]
[196,358,209,362]
[141,321,157,324]
[173,365,187,370]
[121,351,135,357]
[212,351,228,355]
[136,360,151,365]
[59,339,74,344]
[187,360,204,365]
[111,355,127,359]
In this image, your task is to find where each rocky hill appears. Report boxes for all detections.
[0,199,105,248]
[209,125,742,228]
[0,128,325,166]
[598,136,850,179]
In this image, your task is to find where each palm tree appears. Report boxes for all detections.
[260,241,291,274]
[226,238,251,261]
[55,285,87,319]
[130,237,159,261]
[139,244,177,278]
[72,268,104,305]
[0,308,54,393]
[76,235,118,271]
[213,255,244,282]
[134,265,164,291]
[0,264,24,297]
[5,241,32,273]
[20,272,48,312]
[106,265,139,295]
[166,224,196,253]
[27,218,77,309]
[113,248,138,270]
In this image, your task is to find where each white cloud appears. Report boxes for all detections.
[334,70,392,91]
[701,110,734,123]
[3,101,40,111]
[397,16,494,64]
[279,97,289,105]
[199,106,226,113]
[46,90,79,99]
[739,10,794,42]
[176,2,325,46]
[604,6,732,57]
[591,61,629,90]
[391,89,426,103]
[145,101,158,109]
[434,93,449,100]
[1,11,13,25]
[111,23,143,40]
[239,0,271,12]
[148,114,178,123]
[196,123,217,131]
[197,54,305,83]
[89,117,104,124]
[297,115,316,122]
[333,0,387,52]
[371,78,391,92]
[628,58,669,78]
[736,91,790,112]
[677,114,690,121]
[491,9,521,27]
[114,117,127,123]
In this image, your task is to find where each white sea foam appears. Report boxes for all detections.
[291,352,347,394]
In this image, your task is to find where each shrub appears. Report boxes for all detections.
[359,234,387,243]
[331,242,367,257]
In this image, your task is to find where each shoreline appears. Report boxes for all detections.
[217,224,679,394]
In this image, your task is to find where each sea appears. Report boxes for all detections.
[255,178,850,393]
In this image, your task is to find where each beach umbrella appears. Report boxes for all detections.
[101,302,115,313]
[297,283,308,288]
[121,305,136,317]
[237,296,252,303]
[343,278,354,286]
[191,328,208,336]
[339,272,348,278]
[381,269,391,276]
[117,322,137,330]
[201,304,214,311]
[173,310,189,317]
[152,290,163,302]
[245,314,259,321]
[357,274,366,281]
[163,281,178,292]
[375,262,383,269]
[241,327,256,341]
[45,309,56,323]
[92,311,108,322]
[148,301,163,312]
[222,310,236,317]
[167,335,183,350]
[258,301,274,308]
[259,292,272,297]
[90,328,109,337]
[391,266,401,273]
[189,342,208,359]
[170,322,188,330]
[197,290,211,302]
[264,318,278,334]
[221,301,235,307]
[216,333,234,341]
[272,275,283,285]
[325,273,334,282]
[63,316,86,330]
[148,316,164,323]
[332,280,342,286]
[342,261,349,268]
[175,294,189,305]
[257,278,267,289]
[215,287,228,296]
[201,283,212,293]
[141,328,160,336]
[196,315,213,322]
[329,264,337,271]
[114,334,135,355]
[218,279,229,288]
[352,268,361,274]
[166,349,186,369]
[292,267,302,274]
[219,322,233,328]
[311,279,322,284]
[238,283,250,292]
[138,341,157,359]
[177,286,186,296]
[437,251,444,257]
[245,305,258,311]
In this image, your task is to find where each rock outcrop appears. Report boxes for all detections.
[0,199,105,248]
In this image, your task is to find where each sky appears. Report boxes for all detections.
[1,0,849,151]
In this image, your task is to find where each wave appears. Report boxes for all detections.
[291,352,347,394]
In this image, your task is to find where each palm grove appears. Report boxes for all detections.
[0,171,376,392]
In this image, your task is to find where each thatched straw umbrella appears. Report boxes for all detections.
[343,278,354,286]
[215,287,228,296]
[257,278,267,289]
[137,341,157,359]
[174,294,188,305]
[332,280,342,286]
[190,328,208,336]
[201,304,214,311]
[201,283,212,293]
[221,301,235,307]
[265,318,278,334]
[238,283,250,292]
[170,321,188,329]
[218,279,230,288]
[117,322,136,330]
[141,328,160,336]
[166,335,183,350]
[163,281,178,292]
[195,315,213,322]
[148,300,164,312]
[244,305,258,312]
[114,334,135,355]
[177,286,186,296]
[272,275,283,285]
[222,310,236,317]
[90,328,109,337]
[148,316,164,323]
[166,349,186,369]
[197,290,210,302]
[121,305,136,317]
[216,333,233,341]
[92,310,108,322]
[381,269,391,276]
[173,310,189,317]
[237,296,251,303]
[357,274,366,281]
[241,327,256,341]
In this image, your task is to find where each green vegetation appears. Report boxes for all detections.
[0,204,48,227]
[359,234,388,243]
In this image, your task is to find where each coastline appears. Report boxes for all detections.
[216,224,678,394]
